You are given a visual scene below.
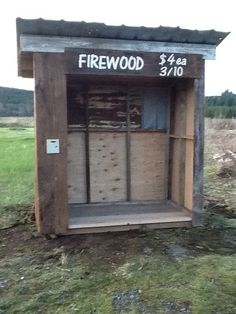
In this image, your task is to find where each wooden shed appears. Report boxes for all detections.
[16,18,228,234]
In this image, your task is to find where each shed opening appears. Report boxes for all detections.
[66,77,193,231]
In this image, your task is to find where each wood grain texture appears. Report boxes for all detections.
[184,81,195,210]
[66,221,192,234]
[186,81,195,137]
[68,201,192,230]
[184,139,194,209]
[169,83,187,205]
[67,132,87,204]
[20,34,216,56]
[192,73,205,225]
[170,83,187,136]
[89,132,127,202]
[130,133,167,201]
[169,138,185,205]
[34,53,68,234]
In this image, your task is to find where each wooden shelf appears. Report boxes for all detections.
[68,126,167,133]
[68,201,192,232]
[169,134,194,140]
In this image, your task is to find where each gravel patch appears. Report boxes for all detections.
[166,243,194,259]
[161,301,192,313]
[112,289,153,314]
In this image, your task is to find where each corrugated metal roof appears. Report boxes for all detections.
[16,18,229,46]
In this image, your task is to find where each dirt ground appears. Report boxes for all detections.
[1,219,236,313]
[0,120,236,313]
[1,214,236,264]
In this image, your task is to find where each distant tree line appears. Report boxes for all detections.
[205,90,236,118]
[0,86,236,118]
[0,86,33,116]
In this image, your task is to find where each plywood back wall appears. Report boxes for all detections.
[131,133,167,201]
[89,132,127,202]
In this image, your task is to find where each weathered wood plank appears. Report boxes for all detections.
[184,139,194,209]
[186,81,195,137]
[170,83,187,136]
[67,132,87,204]
[184,81,195,210]
[68,201,192,229]
[192,71,205,225]
[20,34,216,59]
[169,83,187,205]
[169,138,185,205]
[34,53,68,234]
[66,221,192,234]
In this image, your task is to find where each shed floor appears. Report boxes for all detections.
[68,201,192,232]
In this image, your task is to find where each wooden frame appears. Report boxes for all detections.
[25,39,210,234]
[32,52,205,234]
[28,43,208,234]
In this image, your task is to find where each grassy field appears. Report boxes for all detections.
[0,127,34,228]
[0,118,235,314]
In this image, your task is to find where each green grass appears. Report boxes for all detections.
[0,127,34,228]
[0,228,236,313]
[0,123,236,313]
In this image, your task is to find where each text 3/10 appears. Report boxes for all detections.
[158,53,187,77]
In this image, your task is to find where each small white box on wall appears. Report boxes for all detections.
[46,139,60,154]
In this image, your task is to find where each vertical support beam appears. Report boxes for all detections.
[192,62,205,226]
[169,82,187,205]
[164,87,171,200]
[34,53,68,234]
[184,80,195,210]
[126,88,131,201]
[84,85,91,203]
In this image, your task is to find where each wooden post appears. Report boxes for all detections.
[126,88,131,201]
[84,85,91,203]
[192,63,205,225]
[34,53,68,234]
[169,82,187,205]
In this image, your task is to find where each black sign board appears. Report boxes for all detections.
[65,48,203,78]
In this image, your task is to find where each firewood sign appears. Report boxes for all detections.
[65,48,203,78]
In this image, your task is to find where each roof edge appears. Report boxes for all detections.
[16,18,230,46]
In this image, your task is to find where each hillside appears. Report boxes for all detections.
[0,86,236,118]
[0,86,33,116]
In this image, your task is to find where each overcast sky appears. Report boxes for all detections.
[0,0,235,95]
